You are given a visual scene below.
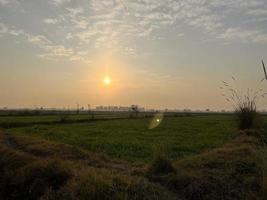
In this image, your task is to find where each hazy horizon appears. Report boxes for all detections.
[1,0,267,110]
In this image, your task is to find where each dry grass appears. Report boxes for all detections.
[220,78,265,130]
[0,132,175,200]
[147,130,265,200]
[0,130,265,200]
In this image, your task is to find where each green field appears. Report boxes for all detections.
[0,113,124,124]
[1,113,265,199]
[0,112,156,128]
[10,115,235,163]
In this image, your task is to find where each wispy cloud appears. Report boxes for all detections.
[0,0,9,6]
[65,7,83,17]
[0,0,267,61]
[220,28,267,44]
[50,0,70,6]
[0,0,18,7]
[0,22,79,60]
[0,23,8,35]
[43,18,58,24]
[248,9,267,16]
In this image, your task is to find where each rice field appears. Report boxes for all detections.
[9,115,236,163]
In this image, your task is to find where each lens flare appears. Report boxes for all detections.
[149,113,164,129]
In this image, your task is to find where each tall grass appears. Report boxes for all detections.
[220,76,265,130]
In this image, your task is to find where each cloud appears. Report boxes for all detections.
[1,0,267,62]
[43,18,58,24]
[50,0,71,6]
[248,9,267,16]
[72,19,88,29]
[0,0,9,5]
[27,34,52,46]
[0,22,77,60]
[65,7,83,17]
[0,23,8,35]
[39,45,73,58]
[220,28,267,44]
[177,33,184,37]
[0,0,18,7]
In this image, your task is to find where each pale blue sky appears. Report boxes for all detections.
[0,0,267,110]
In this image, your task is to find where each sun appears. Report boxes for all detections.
[104,76,111,85]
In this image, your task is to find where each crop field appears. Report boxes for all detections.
[0,112,129,126]
[0,113,266,199]
[8,115,236,163]
[0,111,170,128]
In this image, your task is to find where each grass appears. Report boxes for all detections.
[0,114,114,123]
[147,131,265,200]
[0,127,265,199]
[10,115,235,163]
[0,132,176,200]
[220,78,266,130]
[0,112,134,128]
[0,113,266,199]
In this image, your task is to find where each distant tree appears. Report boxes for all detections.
[131,105,139,118]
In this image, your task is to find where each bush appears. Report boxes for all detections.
[234,99,264,130]
[7,159,71,200]
[236,108,263,130]
[148,154,175,175]
[220,78,264,130]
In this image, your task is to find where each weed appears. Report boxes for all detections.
[220,77,265,130]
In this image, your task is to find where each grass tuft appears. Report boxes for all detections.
[148,155,175,175]
[235,100,263,130]
[2,159,71,200]
[147,146,176,175]
[220,78,265,130]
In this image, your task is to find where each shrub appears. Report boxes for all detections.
[220,78,264,130]
[10,159,71,200]
[235,100,263,130]
[148,149,175,175]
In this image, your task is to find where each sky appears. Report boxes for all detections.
[0,0,267,110]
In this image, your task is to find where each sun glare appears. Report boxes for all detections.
[104,76,111,85]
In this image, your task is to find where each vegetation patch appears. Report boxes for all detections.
[0,115,266,199]
[147,147,176,175]
[147,131,265,200]
[0,132,175,200]
[10,116,235,162]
